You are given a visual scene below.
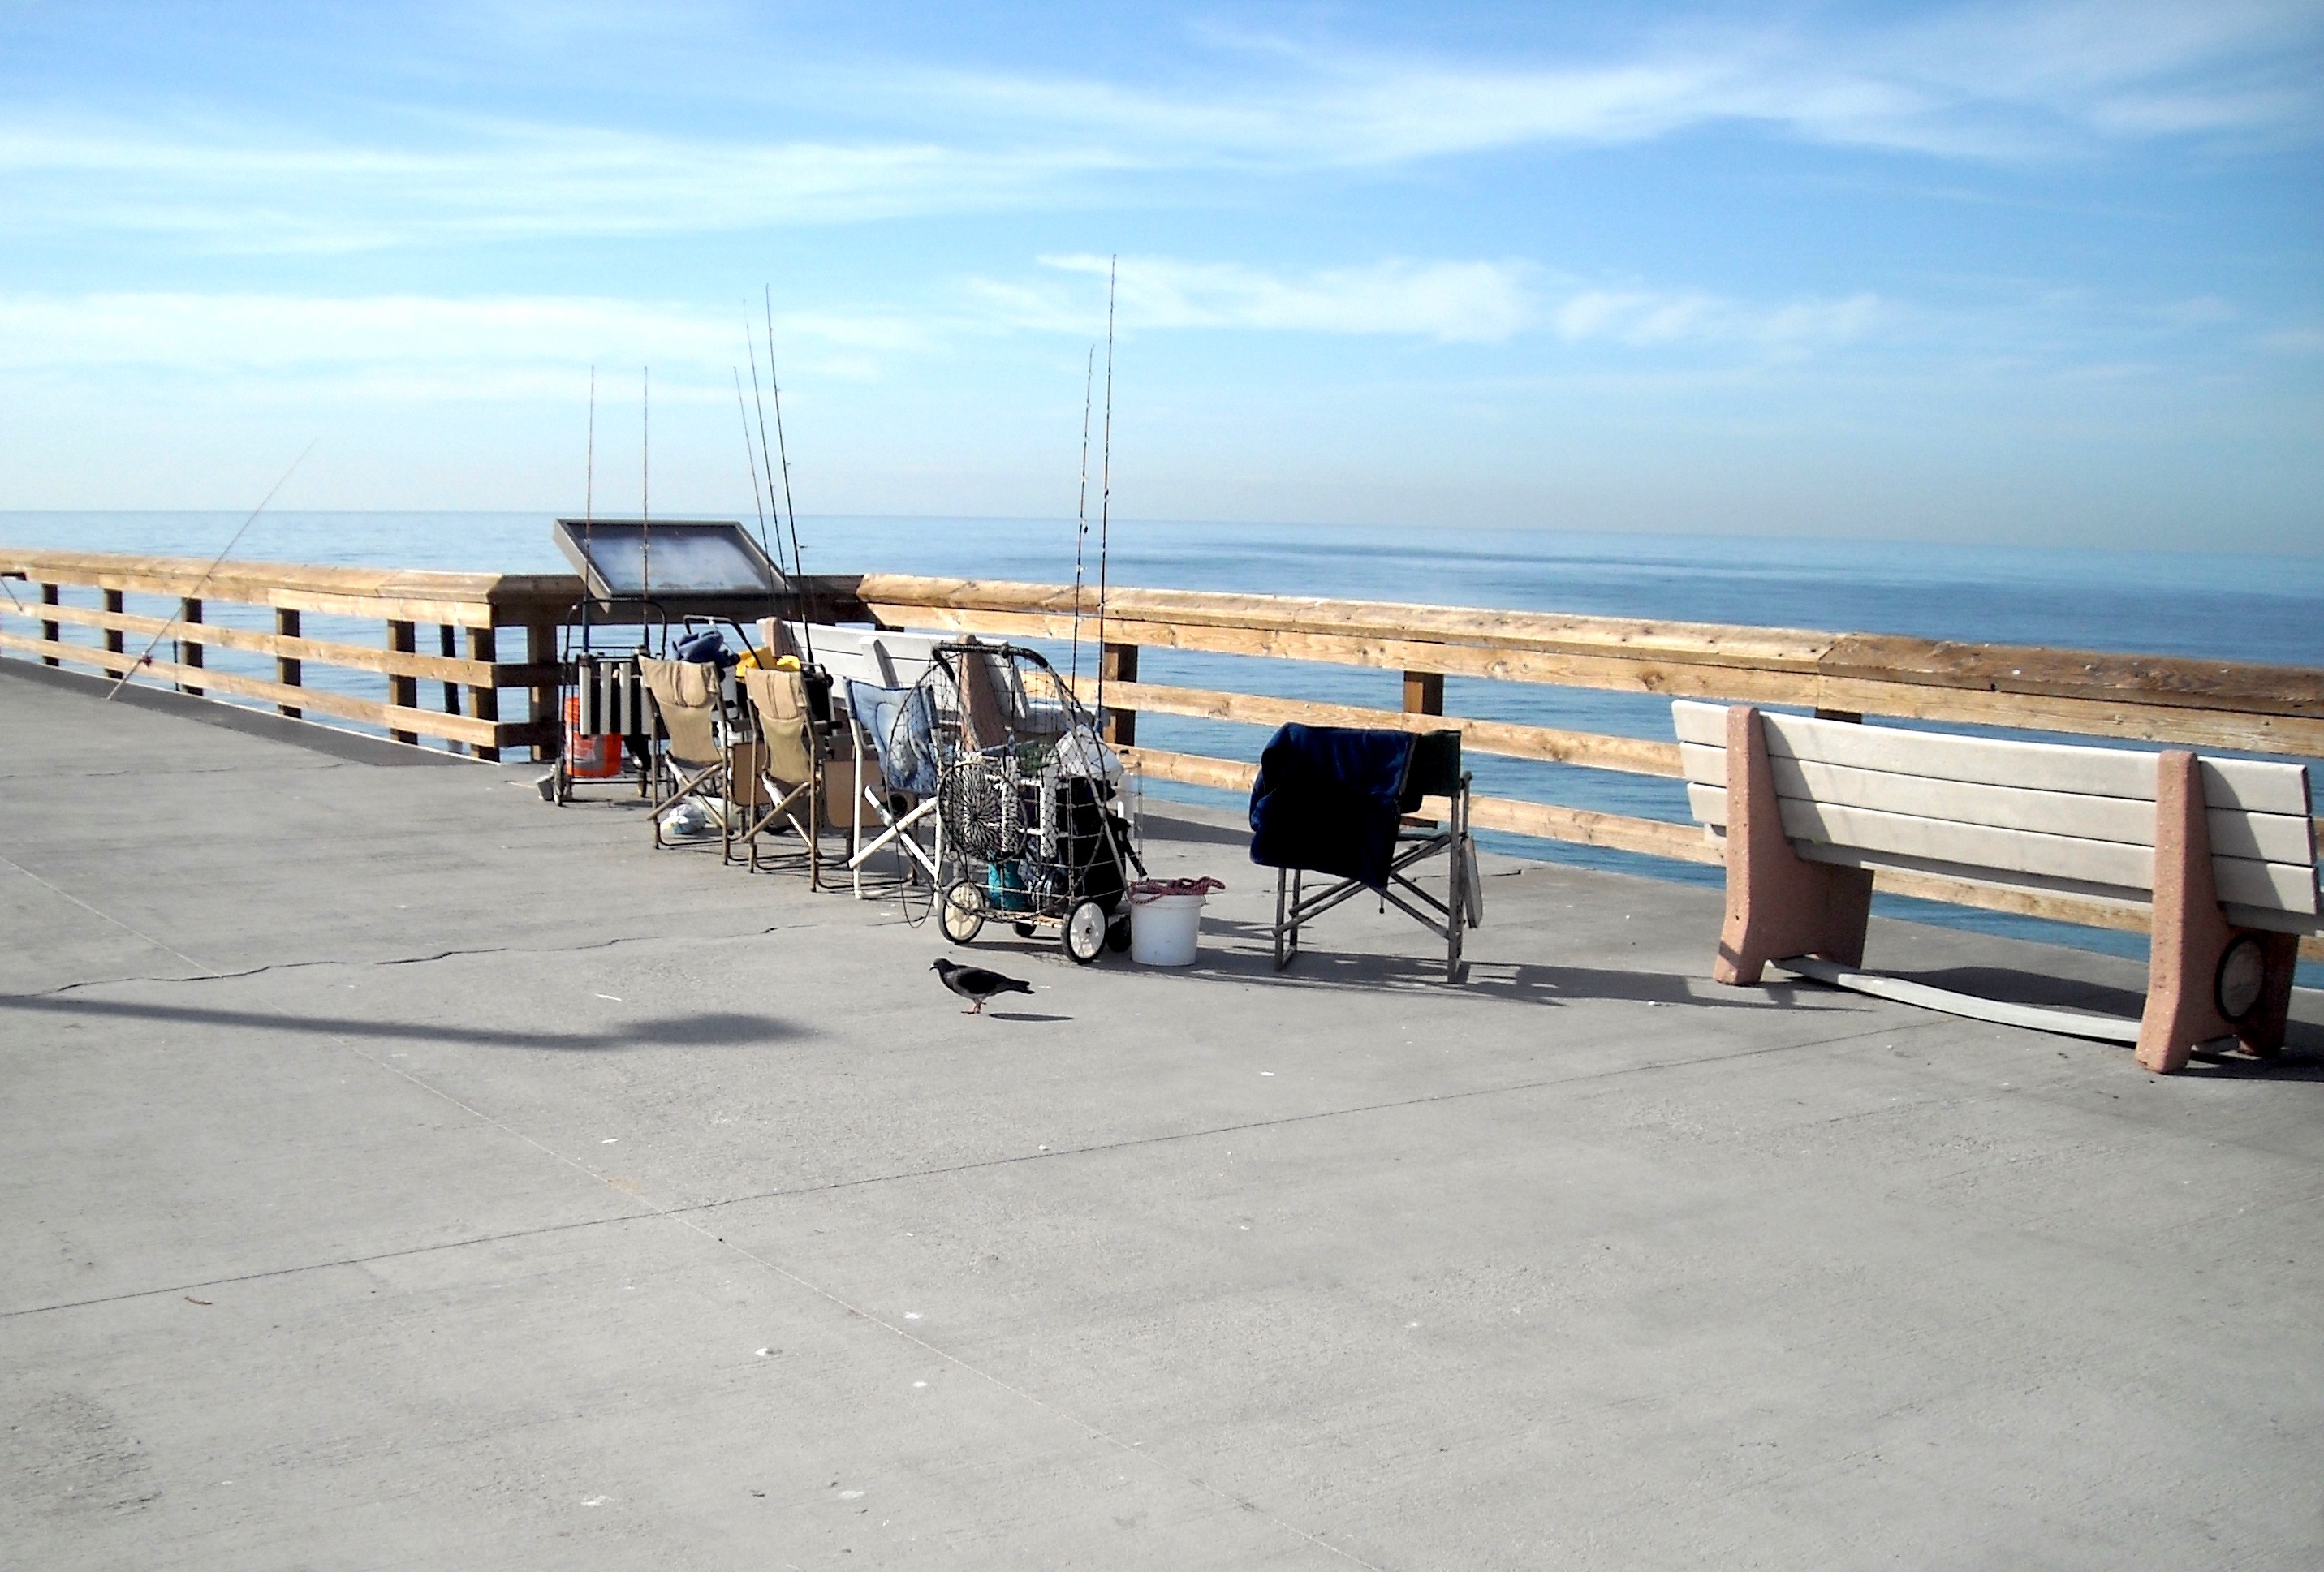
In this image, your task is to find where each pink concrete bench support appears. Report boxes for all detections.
[2136,750,2299,1072]
[1712,705,1873,986]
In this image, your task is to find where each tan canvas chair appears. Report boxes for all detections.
[734,666,828,885]
[639,657,737,853]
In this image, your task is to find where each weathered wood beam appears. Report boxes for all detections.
[23,600,553,687]
[873,598,2324,759]
[1097,679,1686,777]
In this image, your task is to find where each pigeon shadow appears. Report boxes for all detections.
[985,1011,1075,1023]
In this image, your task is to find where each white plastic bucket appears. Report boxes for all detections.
[1130,892,1206,967]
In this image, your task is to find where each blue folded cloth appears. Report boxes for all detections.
[673,628,735,669]
[844,678,939,795]
[1248,724,1414,890]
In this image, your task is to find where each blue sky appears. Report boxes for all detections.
[2,1,2318,549]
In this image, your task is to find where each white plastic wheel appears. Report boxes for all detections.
[1064,900,1107,964]
[940,880,986,945]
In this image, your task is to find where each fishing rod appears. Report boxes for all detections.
[1070,343,1094,692]
[581,366,597,655]
[1094,256,1117,722]
[732,364,775,567]
[732,362,784,648]
[640,364,652,645]
[740,319,787,580]
[107,439,316,701]
[764,286,813,668]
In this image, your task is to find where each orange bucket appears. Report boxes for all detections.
[564,696,623,778]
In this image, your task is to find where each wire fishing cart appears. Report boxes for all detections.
[916,641,1146,964]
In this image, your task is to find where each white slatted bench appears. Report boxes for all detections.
[1672,701,2321,1073]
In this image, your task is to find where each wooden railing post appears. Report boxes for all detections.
[437,625,465,755]
[275,609,303,717]
[178,598,204,695]
[1403,670,1444,720]
[1101,642,1138,746]
[103,589,124,669]
[1403,669,1446,825]
[40,584,59,665]
[387,620,418,744]
[528,622,561,763]
[468,627,500,762]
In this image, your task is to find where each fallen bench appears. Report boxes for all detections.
[1672,701,2321,1073]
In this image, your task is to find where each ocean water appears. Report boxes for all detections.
[6,510,2322,980]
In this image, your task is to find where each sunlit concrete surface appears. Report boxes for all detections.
[5,657,2321,1570]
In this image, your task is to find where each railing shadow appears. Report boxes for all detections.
[0,994,794,1052]
[1172,916,1783,1009]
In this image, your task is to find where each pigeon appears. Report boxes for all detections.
[932,958,1033,1014]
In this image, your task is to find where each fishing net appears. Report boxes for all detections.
[939,752,1025,864]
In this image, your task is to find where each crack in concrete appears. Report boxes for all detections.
[2,920,841,1000]
[6,1012,1905,1323]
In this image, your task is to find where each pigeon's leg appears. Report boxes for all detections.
[964,1001,983,1014]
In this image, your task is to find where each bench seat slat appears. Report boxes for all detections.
[1671,700,2312,815]
[1774,758,2157,846]
[1671,700,1729,749]
[1790,839,2156,908]
[1687,784,2318,914]
[1688,760,2309,862]
[1679,740,1727,786]
[1763,712,2159,798]
[1780,799,2156,890]
[2215,856,2320,915]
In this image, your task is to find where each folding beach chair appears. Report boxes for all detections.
[1250,725,1484,983]
[841,678,944,898]
[733,665,829,885]
[639,657,739,853]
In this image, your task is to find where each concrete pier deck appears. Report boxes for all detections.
[5,658,2321,1570]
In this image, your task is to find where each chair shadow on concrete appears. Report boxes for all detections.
[1171,916,1801,1010]
[1138,815,1251,849]
[0,994,796,1052]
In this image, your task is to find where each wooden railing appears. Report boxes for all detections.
[0,549,579,758]
[841,574,2324,959]
[6,550,2318,958]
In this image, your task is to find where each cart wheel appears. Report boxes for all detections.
[1064,900,1107,964]
[1106,916,1132,953]
[1012,920,1038,939]
[939,880,986,945]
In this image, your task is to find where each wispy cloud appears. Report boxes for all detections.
[2,4,2313,252]
[0,291,921,394]
[981,256,1540,343]
[916,1,2323,166]
[973,255,1882,351]
[0,121,1102,252]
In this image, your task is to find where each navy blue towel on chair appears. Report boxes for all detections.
[1248,723,1414,891]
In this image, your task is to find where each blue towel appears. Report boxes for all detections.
[844,678,940,795]
[673,628,735,669]
[1248,724,1413,890]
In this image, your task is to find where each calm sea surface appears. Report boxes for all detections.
[7,511,2321,976]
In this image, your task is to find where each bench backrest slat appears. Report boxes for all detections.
[1672,700,2318,917]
